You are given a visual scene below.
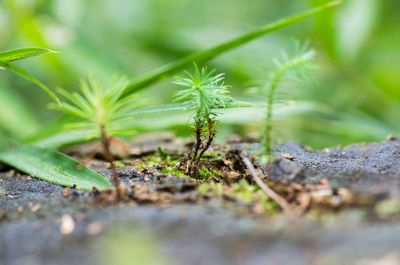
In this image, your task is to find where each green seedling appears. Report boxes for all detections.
[174,64,242,177]
[258,41,315,175]
[0,48,60,104]
[52,76,138,187]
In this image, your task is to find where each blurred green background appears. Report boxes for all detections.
[0,0,399,149]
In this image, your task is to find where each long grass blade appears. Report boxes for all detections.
[0,48,56,62]
[122,1,341,96]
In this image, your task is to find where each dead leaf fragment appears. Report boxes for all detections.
[281,153,296,160]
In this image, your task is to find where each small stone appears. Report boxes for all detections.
[60,214,75,235]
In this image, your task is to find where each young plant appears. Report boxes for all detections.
[52,76,138,188]
[174,64,238,176]
[260,42,315,174]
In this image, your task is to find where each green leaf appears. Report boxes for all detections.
[0,62,60,104]
[0,146,113,190]
[0,48,56,62]
[122,1,341,96]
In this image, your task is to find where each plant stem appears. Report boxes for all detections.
[100,125,120,188]
[196,118,215,165]
[188,123,202,176]
[264,70,284,177]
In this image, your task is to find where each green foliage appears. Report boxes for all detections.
[375,199,400,217]
[232,180,277,213]
[51,76,142,187]
[0,48,55,62]
[161,167,188,178]
[259,41,315,163]
[18,2,340,149]
[52,76,138,138]
[0,48,59,104]
[198,167,213,181]
[157,146,170,161]
[174,64,239,176]
[0,146,112,190]
[198,180,278,214]
[0,2,344,191]
[123,1,341,95]
[198,183,224,196]
[174,64,234,120]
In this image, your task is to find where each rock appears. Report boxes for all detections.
[270,157,304,181]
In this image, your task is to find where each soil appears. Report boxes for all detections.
[1,135,400,265]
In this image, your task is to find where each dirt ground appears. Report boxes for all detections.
[1,135,400,265]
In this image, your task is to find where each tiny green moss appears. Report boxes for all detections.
[114,161,126,167]
[198,183,223,196]
[199,167,213,181]
[161,167,189,178]
[157,145,169,160]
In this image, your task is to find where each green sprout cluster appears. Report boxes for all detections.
[173,64,237,176]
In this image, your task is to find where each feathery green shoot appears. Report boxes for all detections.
[174,64,237,176]
[261,42,315,173]
[53,76,138,188]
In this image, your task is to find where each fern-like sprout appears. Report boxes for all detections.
[174,64,234,176]
[52,76,138,188]
[262,42,315,174]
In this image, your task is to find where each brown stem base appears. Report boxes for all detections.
[100,125,120,188]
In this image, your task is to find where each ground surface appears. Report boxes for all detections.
[1,136,400,265]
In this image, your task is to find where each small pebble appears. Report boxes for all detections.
[60,214,75,235]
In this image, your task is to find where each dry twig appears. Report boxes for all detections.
[240,153,291,213]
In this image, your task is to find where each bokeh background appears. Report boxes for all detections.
[0,0,399,149]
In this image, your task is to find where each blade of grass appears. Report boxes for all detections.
[0,62,60,104]
[0,48,56,62]
[122,1,341,96]
[0,146,112,190]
